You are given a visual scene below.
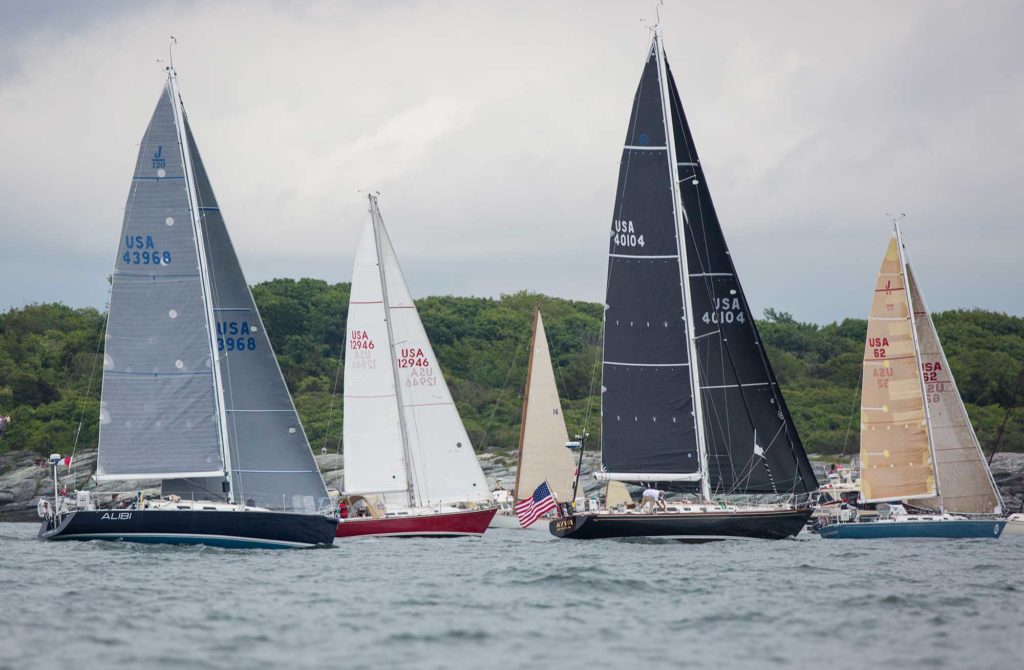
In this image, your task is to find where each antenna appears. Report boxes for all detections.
[168,36,178,71]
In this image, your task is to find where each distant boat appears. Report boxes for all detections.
[551,28,818,541]
[336,195,496,537]
[819,223,1006,540]
[490,308,579,530]
[38,66,337,548]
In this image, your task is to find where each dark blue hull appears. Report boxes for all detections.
[819,518,1005,540]
[38,509,338,548]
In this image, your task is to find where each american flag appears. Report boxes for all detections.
[515,481,558,528]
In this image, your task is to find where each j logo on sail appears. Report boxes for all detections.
[151,145,165,169]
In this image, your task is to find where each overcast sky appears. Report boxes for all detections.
[1,0,1021,324]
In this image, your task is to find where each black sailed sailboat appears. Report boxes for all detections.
[38,66,337,548]
[551,29,817,541]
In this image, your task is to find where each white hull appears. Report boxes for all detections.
[1004,514,1024,535]
[488,511,550,531]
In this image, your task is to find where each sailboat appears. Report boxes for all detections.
[819,223,1007,539]
[551,28,818,541]
[38,66,337,548]
[490,308,580,529]
[336,195,496,538]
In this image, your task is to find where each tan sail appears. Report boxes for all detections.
[906,265,1003,513]
[605,480,633,508]
[859,236,935,502]
[513,310,577,503]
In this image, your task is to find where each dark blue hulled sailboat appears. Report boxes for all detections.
[38,66,337,548]
[551,28,817,541]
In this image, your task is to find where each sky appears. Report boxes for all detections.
[1,0,1021,324]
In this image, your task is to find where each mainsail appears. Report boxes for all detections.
[344,196,490,507]
[512,309,577,503]
[906,265,1002,514]
[599,33,816,498]
[601,41,701,481]
[98,82,223,481]
[859,235,935,503]
[101,72,328,512]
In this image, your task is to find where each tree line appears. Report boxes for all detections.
[2,278,1022,460]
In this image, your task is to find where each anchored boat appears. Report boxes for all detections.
[551,27,817,541]
[336,195,495,538]
[818,223,1006,540]
[39,65,337,548]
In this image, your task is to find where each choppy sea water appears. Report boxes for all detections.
[0,522,1021,670]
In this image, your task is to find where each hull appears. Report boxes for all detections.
[38,509,338,548]
[549,507,812,542]
[1003,515,1024,536]
[819,518,1006,540]
[335,507,497,538]
[488,511,550,531]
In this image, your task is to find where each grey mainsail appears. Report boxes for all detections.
[97,83,223,480]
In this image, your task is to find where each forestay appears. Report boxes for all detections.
[859,236,935,503]
[98,83,223,481]
[666,60,816,496]
[513,310,577,503]
[906,266,1002,514]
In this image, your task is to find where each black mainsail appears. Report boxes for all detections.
[601,42,702,482]
[597,32,816,500]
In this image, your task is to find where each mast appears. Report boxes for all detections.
[654,29,711,501]
[894,219,941,511]
[369,194,416,507]
[166,66,234,502]
[512,307,540,501]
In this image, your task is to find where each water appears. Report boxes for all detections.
[1,522,1021,670]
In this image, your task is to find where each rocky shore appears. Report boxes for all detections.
[3,448,1022,521]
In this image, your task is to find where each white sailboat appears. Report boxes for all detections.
[820,222,1006,539]
[336,195,496,538]
[490,308,580,529]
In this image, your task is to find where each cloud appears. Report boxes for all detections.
[1,0,1022,323]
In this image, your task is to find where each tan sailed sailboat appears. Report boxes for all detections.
[490,309,583,529]
[820,221,1006,539]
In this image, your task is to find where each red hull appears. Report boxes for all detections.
[334,508,497,539]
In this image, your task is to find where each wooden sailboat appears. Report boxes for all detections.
[38,66,337,548]
[819,223,1006,539]
[336,195,496,538]
[490,308,580,529]
[551,28,817,541]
